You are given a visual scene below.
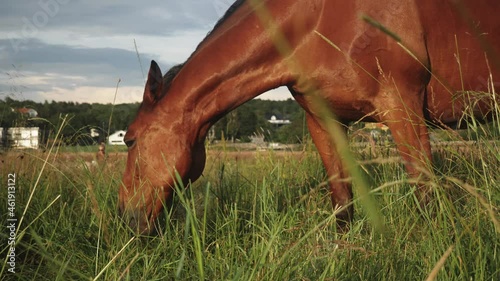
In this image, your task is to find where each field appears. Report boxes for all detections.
[0,128,499,280]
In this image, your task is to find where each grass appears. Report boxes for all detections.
[54,145,128,154]
[0,121,499,280]
[1,5,499,278]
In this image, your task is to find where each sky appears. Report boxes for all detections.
[0,0,291,104]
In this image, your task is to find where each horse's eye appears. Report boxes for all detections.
[124,139,136,149]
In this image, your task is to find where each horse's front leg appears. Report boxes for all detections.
[376,87,433,204]
[305,112,354,227]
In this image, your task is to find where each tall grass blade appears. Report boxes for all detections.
[425,246,455,281]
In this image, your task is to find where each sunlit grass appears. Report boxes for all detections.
[2,0,499,279]
[0,115,498,280]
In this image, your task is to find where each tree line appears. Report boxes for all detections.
[0,97,307,145]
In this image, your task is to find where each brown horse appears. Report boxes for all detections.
[119,0,499,234]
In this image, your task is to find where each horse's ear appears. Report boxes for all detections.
[143,60,163,105]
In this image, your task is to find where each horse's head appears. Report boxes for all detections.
[119,61,206,234]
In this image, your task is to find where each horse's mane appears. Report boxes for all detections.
[160,0,246,98]
[205,0,246,43]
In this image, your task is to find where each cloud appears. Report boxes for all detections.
[259,87,292,100]
[40,85,144,104]
[0,0,287,103]
[0,38,155,101]
[1,0,220,38]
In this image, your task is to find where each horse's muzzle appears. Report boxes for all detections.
[119,204,153,235]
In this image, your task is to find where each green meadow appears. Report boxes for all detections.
[2,1,499,280]
[0,121,499,280]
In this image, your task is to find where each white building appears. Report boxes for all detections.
[108,130,126,145]
[1,127,40,149]
[268,115,291,125]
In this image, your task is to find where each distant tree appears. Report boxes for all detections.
[276,110,307,144]
[1,97,309,145]
[0,101,17,127]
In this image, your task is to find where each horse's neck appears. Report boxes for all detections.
[167,4,295,140]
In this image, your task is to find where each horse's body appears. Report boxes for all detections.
[119,0,499,234]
